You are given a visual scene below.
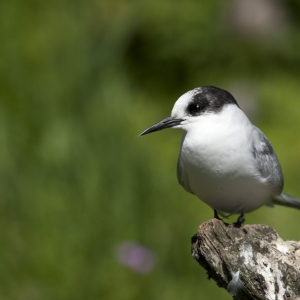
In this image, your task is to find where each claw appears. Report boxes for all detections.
[214,209,222,220]
[233,213,245,228]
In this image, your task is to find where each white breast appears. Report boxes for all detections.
[178,105,274,214]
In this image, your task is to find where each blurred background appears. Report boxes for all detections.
[1,0,300,299]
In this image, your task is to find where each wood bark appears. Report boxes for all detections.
[191,219,300,300]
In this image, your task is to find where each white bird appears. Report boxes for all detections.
[140,86,300,226]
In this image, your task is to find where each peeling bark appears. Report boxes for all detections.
[191,219,300,300]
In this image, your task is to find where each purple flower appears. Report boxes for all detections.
[115,241,156,274]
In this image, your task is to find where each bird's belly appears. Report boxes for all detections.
[182,160,273,214]
[179,124,275,214]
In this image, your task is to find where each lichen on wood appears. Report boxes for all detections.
[191,219,300,300]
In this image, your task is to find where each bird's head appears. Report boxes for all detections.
[139,86,239,136]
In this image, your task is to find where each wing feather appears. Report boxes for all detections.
[252,126,284,195]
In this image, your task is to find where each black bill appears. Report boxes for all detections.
[139,117,183,136]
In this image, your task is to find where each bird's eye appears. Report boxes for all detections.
[187,100,208,116]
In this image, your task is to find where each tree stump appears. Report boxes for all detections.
[191,219,300,300]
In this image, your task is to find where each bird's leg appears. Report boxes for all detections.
[213,209,222,220]
[233,213,245,228]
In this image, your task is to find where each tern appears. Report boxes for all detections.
[140,86,300,226]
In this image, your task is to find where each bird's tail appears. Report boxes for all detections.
[272,193,300,210]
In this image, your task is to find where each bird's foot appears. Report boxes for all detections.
[233,214,245,228]
[213,209,223,221]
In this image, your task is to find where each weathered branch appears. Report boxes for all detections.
[191,219,300,300]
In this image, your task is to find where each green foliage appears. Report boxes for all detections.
[0,0,300,299]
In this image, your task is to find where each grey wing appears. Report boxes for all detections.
[177,134,194,194]
[252,126,284,194]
